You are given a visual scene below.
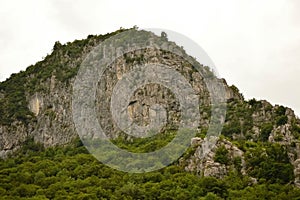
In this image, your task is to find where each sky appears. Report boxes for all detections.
[0,0,299,116]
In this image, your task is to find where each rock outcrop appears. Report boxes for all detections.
[182,137,246,179]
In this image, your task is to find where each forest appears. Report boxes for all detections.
[0,136,300,199]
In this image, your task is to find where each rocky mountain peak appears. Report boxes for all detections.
[0,28,300,187]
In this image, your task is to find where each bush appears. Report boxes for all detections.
[245,144,294,184]
[214,145,230,165]
[222,121,241,138]
[233,156,242,172]
[276,115,288,126]
[276,106,286,116]
[260,123,273,142]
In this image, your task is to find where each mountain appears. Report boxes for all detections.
[1,27,300,199]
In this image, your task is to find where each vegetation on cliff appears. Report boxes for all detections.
[0,28,129,126]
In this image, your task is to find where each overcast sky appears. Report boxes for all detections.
[0,0,299,116]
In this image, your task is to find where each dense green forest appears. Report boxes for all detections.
[0,136,300,200]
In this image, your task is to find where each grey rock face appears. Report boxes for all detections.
[182,138,246,179]
[0,45,219,156]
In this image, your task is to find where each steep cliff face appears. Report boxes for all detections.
[0,28,300,186]
[0,72,76,157]
[0,32,111,157]
[0,28,235,157]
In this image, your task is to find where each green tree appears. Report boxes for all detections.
[214,145,230,165]
[260,123,273,142]
[276,115,288,126]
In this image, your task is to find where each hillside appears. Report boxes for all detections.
[1,27,300,199]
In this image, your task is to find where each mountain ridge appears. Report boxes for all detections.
[1,27,300,189]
